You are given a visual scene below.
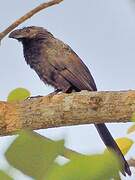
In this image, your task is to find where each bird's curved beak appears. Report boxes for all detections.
[9,30,24,39]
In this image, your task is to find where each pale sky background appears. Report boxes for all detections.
[0,0,135,179]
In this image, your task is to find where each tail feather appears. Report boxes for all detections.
[95,123,131,176]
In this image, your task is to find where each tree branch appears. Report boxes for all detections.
[0,0,63,42]
[0,90,135,136]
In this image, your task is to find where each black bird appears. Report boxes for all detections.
[9,26,131,176]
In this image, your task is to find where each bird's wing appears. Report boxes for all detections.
[47,47,97,91]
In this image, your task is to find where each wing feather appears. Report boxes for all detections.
[47,47,97,91]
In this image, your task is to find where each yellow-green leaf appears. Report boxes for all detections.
[104,137,133,155]
[46,151,121,180]
[5,130,64,180]
[131,112,135,122]
[7,88,30,102]
[115,137,133,155]
[127,124,135,134]
[0,170,13,180]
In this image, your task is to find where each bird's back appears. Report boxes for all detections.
[23,36,97,92]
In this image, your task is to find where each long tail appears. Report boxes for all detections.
[95,123,131,176]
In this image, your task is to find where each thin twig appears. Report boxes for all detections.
[0,0,63,41]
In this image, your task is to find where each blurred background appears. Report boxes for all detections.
[0,0,135,179]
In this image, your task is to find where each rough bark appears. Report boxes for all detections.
[0,90,135,136]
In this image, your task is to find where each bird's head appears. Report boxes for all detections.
[9,26,52,41]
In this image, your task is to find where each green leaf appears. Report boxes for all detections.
[46,151,121,180]
[104,137,134,155]
[5,130,64,180]
[0,170,13,180]
[127,124,135,134]
[7,88,30,102]
[115,137,134,155]
[131,112,135,122]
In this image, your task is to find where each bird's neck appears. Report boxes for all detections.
[22,38,45,65]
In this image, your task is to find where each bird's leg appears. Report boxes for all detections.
[26,95,43,100]
[25,90,60,100]
[47,89,61,96]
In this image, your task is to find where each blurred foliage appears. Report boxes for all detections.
[127,112,135,133]
[127,124,135,134]
[0,170,13,180]
[45,151,121,180]
[0,130,121,180]
[131,113,135,122]
[104,137,133,156]
[7,88,30,102]
[5,131,64,180]
[115,137,133,155]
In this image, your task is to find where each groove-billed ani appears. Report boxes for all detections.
[9,26,131,176]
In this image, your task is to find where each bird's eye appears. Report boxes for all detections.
[26,29,30,33]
